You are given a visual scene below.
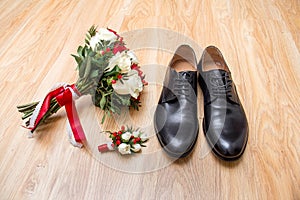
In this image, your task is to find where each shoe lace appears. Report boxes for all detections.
[173,72,191,97]
[209,73,233,98]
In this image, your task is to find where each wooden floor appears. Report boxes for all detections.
[1,0,300,199]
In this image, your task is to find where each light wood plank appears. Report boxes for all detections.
[0,0,299,199]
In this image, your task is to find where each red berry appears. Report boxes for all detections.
[121,126,125,131]
[136,137,141,142]
[111,80,116,84]
[118,131,122,135]
[130,135,134,139]
[117,74,122,79]
[106,47,110,52]
[131,64,138,69]
[116,136,121,140]
[133,139,137,144]
[116,140,121,145]
[113,132,117,137]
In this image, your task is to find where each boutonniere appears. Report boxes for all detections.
[98,126,148,155]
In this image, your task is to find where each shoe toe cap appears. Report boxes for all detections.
[214,138,245,159]
[204,110,248,160]
[206,128,248,160]
[163,136,195,158]
[156,120,199,158]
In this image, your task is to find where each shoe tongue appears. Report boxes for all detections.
[178,71,192,77]
[178,71,197,84]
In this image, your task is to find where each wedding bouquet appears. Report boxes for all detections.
[17,26,147,147]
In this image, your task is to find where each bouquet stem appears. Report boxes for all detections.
[17,81,95,132]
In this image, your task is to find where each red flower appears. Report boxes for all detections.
[131,64,144,78]
[106,47,111,52]
[113,44,127,54]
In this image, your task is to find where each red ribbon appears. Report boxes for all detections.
[30,84,86,145]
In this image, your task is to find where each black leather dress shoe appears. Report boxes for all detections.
[198,46,248,161]
[154,45,199,158]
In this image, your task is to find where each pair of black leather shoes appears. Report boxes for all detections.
[154,45,248,161]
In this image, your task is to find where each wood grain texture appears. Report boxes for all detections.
[0,0,300,199]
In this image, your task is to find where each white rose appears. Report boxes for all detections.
[127,50,139,63]
[132,131,140,138]
[131,144,141,152]
[106,51,132,73]
[121,132,132,142]
[97,28,117,41]
[112,70,143,99]
[89,29,117,51]
[118,143,131,155]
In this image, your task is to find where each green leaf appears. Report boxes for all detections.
[104,68,118,77]
[88,25,97,37]
[71,54,82,65]
[79,45,89,58]
[77,46,83,56]
[85,39,90,45]
[88,49,96,57]
[78,59,86,78]
[89,70,99,79]
[101,114,106,124]
[111,105,121,114]
[91,57,105,70]
[110,106,115,113]
[83,56,92,80]
[107,111,111,117]
[100,95,106,109]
